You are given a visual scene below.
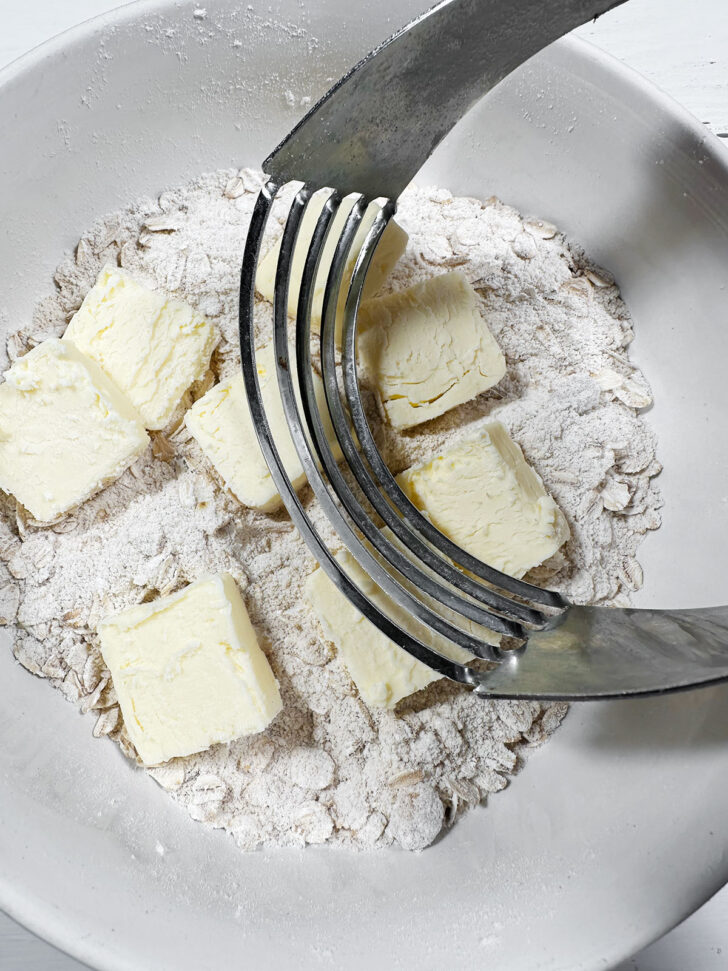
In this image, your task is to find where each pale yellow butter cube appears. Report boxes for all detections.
[0,338,148,521]
[305,527,493,709]
[358,271,506,429]
[99,573,282,766]
[306,561,442,709]
[64,266,218,430]
[256,191,408,343]
[185,342,342,513]
[397,422,570,579]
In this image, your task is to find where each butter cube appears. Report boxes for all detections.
[185,342,342,513]
[397,422,570,579]
[256,190,408,343]
[64,266,219,430]
[0,339,148,521]
[357,272,506,429]
[99,573,282,765]
[306,528,493,709]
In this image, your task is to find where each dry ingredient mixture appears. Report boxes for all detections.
[0,169,662,851]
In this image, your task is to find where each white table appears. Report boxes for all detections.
[1,1,727,967]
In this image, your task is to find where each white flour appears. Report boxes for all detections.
[0,169,662,850]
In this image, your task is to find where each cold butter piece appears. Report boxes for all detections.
[305,528,495,710]
[358,271,506,429]
[256,190,408,342]
[64,265,219,430]
[397,421,570,579]
[0,338,148,521]
[185,342,342,513]
[99,573,282,766]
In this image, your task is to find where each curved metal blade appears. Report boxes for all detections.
[338,216,568,613]
[264,0,628,199]
[276,186,515,656]
[238,182,487,685]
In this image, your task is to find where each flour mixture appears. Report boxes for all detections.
[0,169,662,850]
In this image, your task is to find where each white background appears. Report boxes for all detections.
[0,0,727,968]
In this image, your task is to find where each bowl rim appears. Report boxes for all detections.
[2,4,728,969]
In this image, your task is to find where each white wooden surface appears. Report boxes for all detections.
[0,0,726,967]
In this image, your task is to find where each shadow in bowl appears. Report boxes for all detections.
[579,683,728,753]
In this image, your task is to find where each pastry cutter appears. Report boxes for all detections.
[238,0,728,699]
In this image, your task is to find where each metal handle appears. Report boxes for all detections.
[264,0,628,199]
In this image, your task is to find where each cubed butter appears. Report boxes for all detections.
[64,265,219,430]
[99,573,282,765]
[397,422,570,579]
[256,190,408,343]
[185,342,342,513]
[357,271,506,429]
[0,338,148,521]
[305,527,495,709]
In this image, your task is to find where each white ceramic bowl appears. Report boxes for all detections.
[2,2,728,968]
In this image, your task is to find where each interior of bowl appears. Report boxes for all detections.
[1,2,728,969]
